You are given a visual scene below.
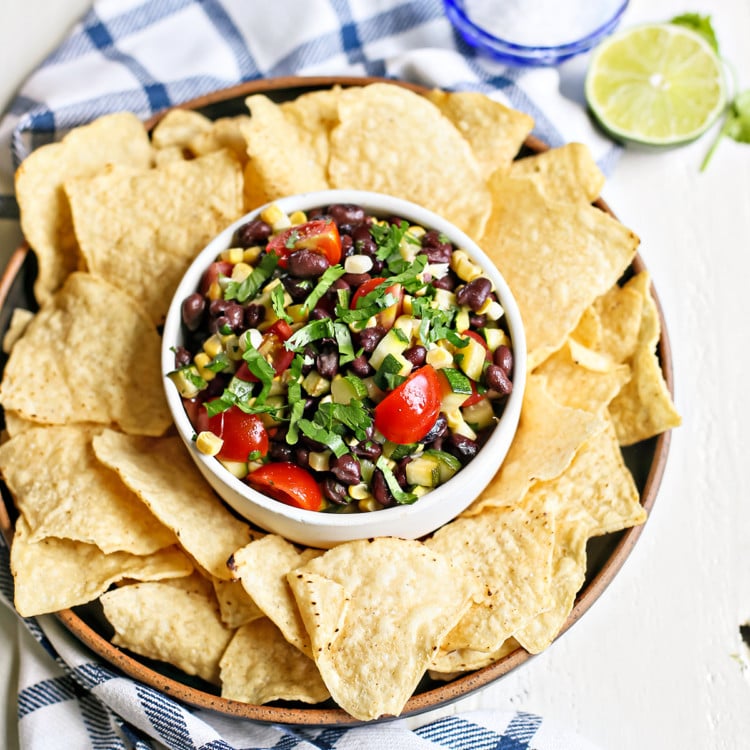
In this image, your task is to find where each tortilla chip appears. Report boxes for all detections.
[2,308,35,354]
[91,430,255,580]
[150,108,213,150]
[0,425,175,554]
[188,116,252,164]
[426,89,534,178]
[65,149,243,323]
[537,341,631,415]
[594,281,644,363]
[241,94,330,209]
[511,143,606,203]
[228,535,322,657]
[212,578,264,629]
[429,638,520,676]
[101,580,233,684]
[328,84,491,239]
[465,374,607,514]
[428,496,555,653]
[481,174,639,368]
[513,527,588,654]
[14,112,153,305]
[0,272,170,435]
[11,517,192,617]
[609,273,681,444]
[220,618,330,704]
[287,538,476,721]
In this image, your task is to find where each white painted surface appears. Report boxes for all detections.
[1,1,749,748]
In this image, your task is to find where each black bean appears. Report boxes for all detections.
[282,275,312,301]
[301,434,327,452]
[421,230,453,263]
[394,457,411,488]
[173,346,192,368]
[287,249,330,278]
[310,306,332,320]
[295,447,310,468]
[181,293,206,331]
[470,313,487,328]
[357,326,386,353]
[331,454,361,485]
[208,301,243,333]
[341,234,354,256]
[493,344,513,374]
[301,346,316,375]
[328,204,366,226]
[235,219,272,247]
[371,470,395,507]
[204,373,228,398]
[421,414,448,444]
[484,364,513,395]
[342,272,371,287]
[316,347,339,379]
[268,443,293,462]
[446,433,480,463]
[432,273,457,291]
[403,345,427,367]
[351,440,382,461]
[243,303,265,329]
[322,477,349,505]
[351,224,373,243]
[349,355,373,377]
[456,277,492,313]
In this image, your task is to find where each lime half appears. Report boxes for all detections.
[585,23,726,146]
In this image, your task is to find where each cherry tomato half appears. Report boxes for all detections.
[267,219,342,267]
[374,364,442,444]
[350,277,404,330]
[246,462,323,511]
[198,405,269,462]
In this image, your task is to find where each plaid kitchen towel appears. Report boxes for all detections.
[0,0,622,219]
[2,535,601,750]
[0,1,617,747]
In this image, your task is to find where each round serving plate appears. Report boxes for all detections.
[0,75,673,726]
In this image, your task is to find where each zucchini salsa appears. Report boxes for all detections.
[168,202,514,513]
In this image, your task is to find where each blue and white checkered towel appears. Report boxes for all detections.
[0,1,618,747]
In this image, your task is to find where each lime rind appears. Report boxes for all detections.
[585,23,727,147]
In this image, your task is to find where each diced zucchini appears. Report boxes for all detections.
[308,450,332,472]
[301,370,331,398]
[438,367,471,412]
[422,449,462,482]
[405,454,441,487]
[331,374,369,404]
[219,459,249,479]
[462,397,495,430]
[393,315,418,340]
[168,366,205,398]
[370,328,410,370]
[482,327,509,352]
[457,337,487,381]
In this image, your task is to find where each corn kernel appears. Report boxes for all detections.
[195,431,223,456]
[407,224,426,238]
[483,300,505,321]
[451,249,482,282]
[231,262,253,282]
[349,482,372,500]
[194,352,216,381]
[220,246,244,264]
[358,496,383,513]
[289,210,308,225]
[260,203,285,225]
[243,246,263,264]
[206,280,222,300]
[203,334,223,358]
[222,334,242,360]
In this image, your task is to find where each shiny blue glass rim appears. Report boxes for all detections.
[443,0,630,65]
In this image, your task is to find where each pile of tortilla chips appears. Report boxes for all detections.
[0,82,681,721]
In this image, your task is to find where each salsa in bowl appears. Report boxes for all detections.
[162,190,526,546]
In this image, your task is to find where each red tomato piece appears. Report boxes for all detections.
[246,462,323,511]
[199,261,233,295]
[267,219,342,266]
[235,319,295,382]
[460,379,484,408]
[350,277,404,330]
[374,365,442,444]
[199,406,269,462]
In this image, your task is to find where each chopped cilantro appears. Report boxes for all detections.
[224,252,278,303]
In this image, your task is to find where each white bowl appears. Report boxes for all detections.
[162,190,526,547]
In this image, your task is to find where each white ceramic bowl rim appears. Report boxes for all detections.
[162,190,526,536]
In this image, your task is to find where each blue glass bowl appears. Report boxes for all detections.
[443,0,629,66]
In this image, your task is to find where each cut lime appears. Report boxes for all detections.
[585,23,727,146]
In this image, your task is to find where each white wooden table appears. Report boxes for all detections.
[1,1,750,748]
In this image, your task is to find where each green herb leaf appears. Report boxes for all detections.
[284,318,335,351]
[334,321,356,365]
[297,419,349,457]
[242,346,275,403]
[702,90,750,170]
[376,456,418,505]
[224,252,278,303]
[271,284,293,324]
[301,265,346,314]
[285,355,306,445]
